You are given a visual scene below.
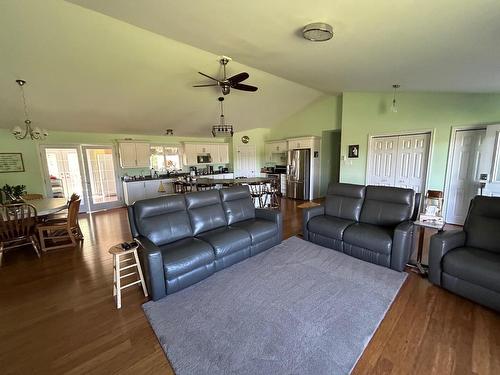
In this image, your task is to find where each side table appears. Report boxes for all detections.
[108,244,148,309]
[407,220,445,276]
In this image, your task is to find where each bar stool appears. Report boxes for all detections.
[108,244,148,309]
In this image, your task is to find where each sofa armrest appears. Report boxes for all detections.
[255,208,283,242]
[135,235,166,301]
[302,205,325,241]
[391,221,415,271]
[428,230,466,286]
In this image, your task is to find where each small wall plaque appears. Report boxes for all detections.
[0,153,25,173]
[348,145,359,158]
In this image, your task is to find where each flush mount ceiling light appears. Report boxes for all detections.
[302,22,334,41]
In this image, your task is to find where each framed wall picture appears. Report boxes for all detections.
[0,153,25,173]
[348,145,359,158]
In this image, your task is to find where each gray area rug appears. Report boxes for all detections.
[143,236,407,375]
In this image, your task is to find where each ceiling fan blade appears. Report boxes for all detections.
[198,71,221,82]
[232,83,258,92]
[227,72,249,84]
[193,83,219,87]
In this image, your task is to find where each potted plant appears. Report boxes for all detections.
[1,184,27,203]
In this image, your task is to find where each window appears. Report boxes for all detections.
[150,145,182,172]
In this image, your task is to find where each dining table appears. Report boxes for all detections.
[25,197,68,217]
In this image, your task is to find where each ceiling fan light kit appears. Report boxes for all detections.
[302,22,334,41]
[193,56,258,96]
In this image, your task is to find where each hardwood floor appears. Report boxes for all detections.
[0,199,498,374]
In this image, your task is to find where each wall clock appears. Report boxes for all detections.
[241,136,250,144]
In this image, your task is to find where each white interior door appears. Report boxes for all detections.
[236,145,257,178]
[445,129,486,225]
[82,146,123,211]
[394,133,430,193]
[368,136,399,186]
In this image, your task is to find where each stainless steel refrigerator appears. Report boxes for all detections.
[286,149,310,200]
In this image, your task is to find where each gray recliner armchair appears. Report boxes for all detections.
[429,196,500,312]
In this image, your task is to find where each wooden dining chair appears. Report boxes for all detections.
[22,193,43,200]
[196,182,216,191]
[37,197,82,252]
[0,203,40,265]
[248,182,267,208]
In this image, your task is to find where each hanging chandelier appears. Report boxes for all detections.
[212,96,234,137]
[11,79,48,140]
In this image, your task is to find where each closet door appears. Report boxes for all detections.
[394,133,430,193]
[368,136,399,186]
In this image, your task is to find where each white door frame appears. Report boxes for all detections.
[39,144,89,212]
[81,145,124,211]
[442,124,487,221]
[39,143,124,213]
[235,145,257,177]
[365,128,435,194]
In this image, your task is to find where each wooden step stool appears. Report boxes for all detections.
[108,244,148,309]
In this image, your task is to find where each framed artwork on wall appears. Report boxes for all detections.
[0,153,25,173]
[348,145,359,158]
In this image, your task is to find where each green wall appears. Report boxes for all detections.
[267,95,342,195]
[0,128,230,195]
[340,92,500,190]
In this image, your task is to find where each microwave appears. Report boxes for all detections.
[197,154,212,164]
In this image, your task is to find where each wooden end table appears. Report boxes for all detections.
[407,220,445,276]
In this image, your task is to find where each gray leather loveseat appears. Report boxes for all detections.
[128,186,282,300]
[303,183,415,271]
[429,196,500,312]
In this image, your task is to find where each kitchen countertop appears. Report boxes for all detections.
[122,172,234,183]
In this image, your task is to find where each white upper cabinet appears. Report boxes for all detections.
[264,140,288,162]
[287,137,315,150]
[119,142,151,168]
[182,142,230,165]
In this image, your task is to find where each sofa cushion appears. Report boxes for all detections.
[185,190,227,235]
[230,218,278,244]
[132,195,192,246]
[443,247,500,293]
[464,196,500,254]
[307,215,354,240]
[324,183,366,221]
[219,186,255,225]
[196,227,251,259]
[360,186,414,227]
[159,238,215,281]
[343,223,393,254]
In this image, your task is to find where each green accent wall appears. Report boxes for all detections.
[340,92,500,190]
[267,95,343,195]
[0,128,230,195]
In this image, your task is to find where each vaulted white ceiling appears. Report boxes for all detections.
[70,0,500,93]
[1,0,499,137]
[0,1,322,136]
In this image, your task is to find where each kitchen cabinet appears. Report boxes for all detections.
[123,179,175,205]
[182,142,230,165]
[119,142,151,168]
[264,140,288,162]
[287,137,315,150]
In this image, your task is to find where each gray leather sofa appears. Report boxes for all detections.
[429,196,500,312]
[128,186,282,300]
[303,183,415,271]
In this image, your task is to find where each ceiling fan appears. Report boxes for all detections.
[193,56,258,95]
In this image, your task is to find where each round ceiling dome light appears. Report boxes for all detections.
[302,22,333,41]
